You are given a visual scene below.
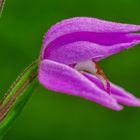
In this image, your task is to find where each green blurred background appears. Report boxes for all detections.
[1,0,140,139]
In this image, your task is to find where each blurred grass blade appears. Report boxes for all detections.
[0,60,38,139]
[0,0,5,17]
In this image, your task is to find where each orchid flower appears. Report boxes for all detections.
[1,17,140,139]
[39,17,140,111]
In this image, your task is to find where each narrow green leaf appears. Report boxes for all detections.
[0,60,38,139]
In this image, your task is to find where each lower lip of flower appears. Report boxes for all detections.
[71,59,111,94]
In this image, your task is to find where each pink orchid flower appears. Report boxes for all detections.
[38,17,140,110]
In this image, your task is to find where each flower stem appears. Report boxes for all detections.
[0,0,5,17]
[0,60,38,139]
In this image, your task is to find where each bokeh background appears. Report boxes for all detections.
[0,0,140,139]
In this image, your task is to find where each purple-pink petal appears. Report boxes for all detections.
[44,41,105,64]
[43,39,140,65]
[44,17,140,46]
[42,17,140,63]
[38,59,123,110]
[84,73,140,106]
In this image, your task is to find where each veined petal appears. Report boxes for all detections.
[84,73,140,106]
[38,59,122,110]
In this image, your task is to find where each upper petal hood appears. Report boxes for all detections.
[41,17,140,64]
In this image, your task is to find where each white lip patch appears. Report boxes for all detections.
[75,60,111,94]
[75,60,97,74]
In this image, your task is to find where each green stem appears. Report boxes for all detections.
[0,60,38,139]
[0,0,5,17]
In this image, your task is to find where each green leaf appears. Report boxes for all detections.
[0,60,38,139]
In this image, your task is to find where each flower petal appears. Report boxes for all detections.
[44,41,105,64]
[42,17,140,62]
[44,39,140,64]
[38,59,123,110]
[44,17,140,46]
[98,39,140,61]
[84,73,140,106]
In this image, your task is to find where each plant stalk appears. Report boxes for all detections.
[0,60,38,139]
